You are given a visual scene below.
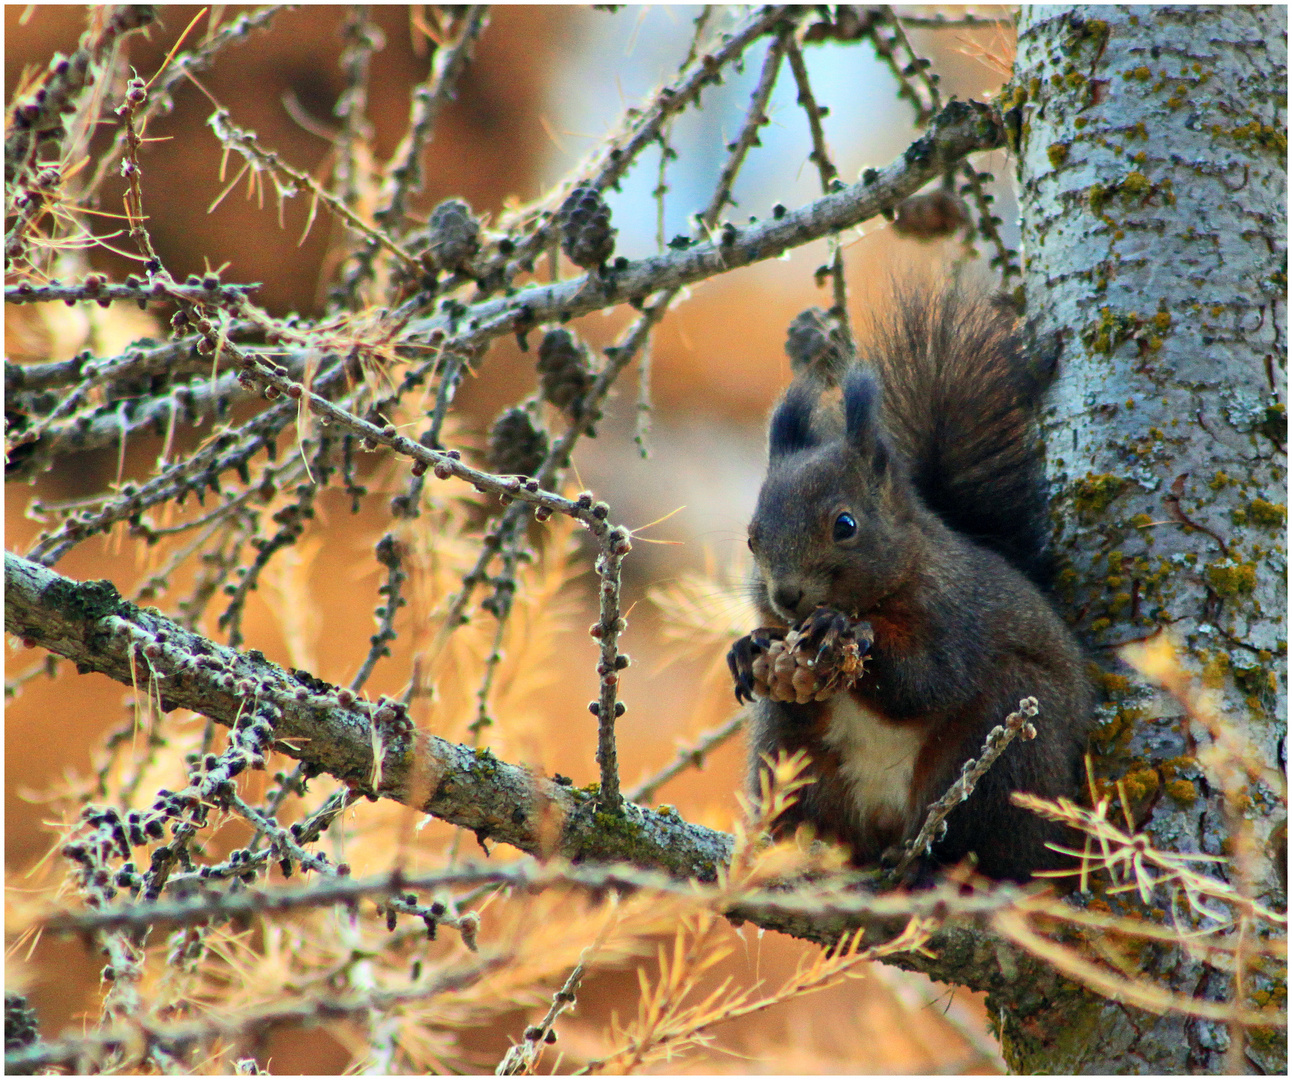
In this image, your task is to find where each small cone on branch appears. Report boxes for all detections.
[557,184,617,269]
[536,328,596,415]
[785,307,852,383]
[486,407,548,478]
[891,189,969,241]
[424,198,481,272]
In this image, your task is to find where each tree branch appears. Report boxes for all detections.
[5,957,506,1074]
[4,551,731,882]
[396,99,1004,336]
[0,548,1095,1013]
[7,98,1004,483]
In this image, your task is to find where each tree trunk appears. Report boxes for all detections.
[1012,5,1286,1072]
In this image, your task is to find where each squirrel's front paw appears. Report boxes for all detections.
[729,612,870,704]
[799,607,857,656]
[767,608,870,703]
[798,607,872,671]
[727,628,786,704]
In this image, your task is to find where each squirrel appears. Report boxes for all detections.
[728,284,1092,883]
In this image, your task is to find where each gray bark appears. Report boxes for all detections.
[1014,5,1287,1072]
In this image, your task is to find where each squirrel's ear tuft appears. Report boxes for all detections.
[768,380,818,460]
[842,367,888,473]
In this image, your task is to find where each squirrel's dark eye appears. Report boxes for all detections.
[832,511,858,543]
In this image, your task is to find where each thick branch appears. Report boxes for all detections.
[4,550,1064,1006]
[4,552,729,882]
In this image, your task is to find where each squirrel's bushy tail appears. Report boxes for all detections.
[863,283,1058,590]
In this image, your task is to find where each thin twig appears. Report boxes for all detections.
[382,5,489,226]
[4,653,59,698]
[496,962,586,1075]
[888,697,1039,884]
[471,617,509,740]
[784,37,855,351]
[702,23,793,225]
[349,533,408,693]
[207,109,419,271]
[422,350,467,450]
[591,526,630,810]
[217,440,328,648]
[651,4,714,252]
[332,6,380,213]
[335,6,490,307]
[633,337,653,456]
[116,75,166,272]
[626,714,746,806]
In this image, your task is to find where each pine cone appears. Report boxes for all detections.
[536,328,595,414]
[891,190,969,241]
[785,307,852,382]
[425,198,481,272]
[486,407,548,477]
[750,612,867,704]
[557,184,616,269]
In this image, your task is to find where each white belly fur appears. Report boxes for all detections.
[823,694,922,831]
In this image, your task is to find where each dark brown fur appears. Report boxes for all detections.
[740,285,1092,882]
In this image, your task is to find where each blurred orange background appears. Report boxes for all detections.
[6,6,1016,1072]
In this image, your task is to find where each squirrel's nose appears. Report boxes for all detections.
[771,583,804,617]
